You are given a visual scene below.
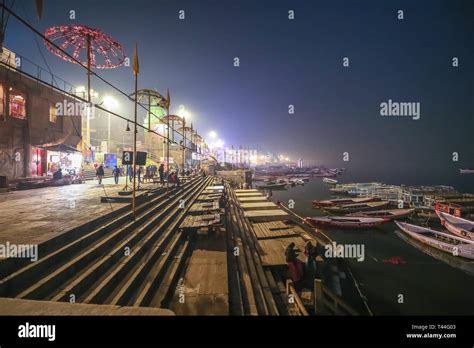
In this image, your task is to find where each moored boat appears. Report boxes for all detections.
[329,182,383,194]
[289,178,305,185]
[436,211,474,241]
[347,208,415,220]
[322,177,338,185]
[256,182,287,189]
[323,201,390,214]
[395,221,474,260]
[312,196,380,208]
[304,216,389,229]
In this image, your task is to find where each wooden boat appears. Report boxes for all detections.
[436,211,474,241]
[329,182,383,194]
[313,172,337,177]
[347,208,414,220]
[323,201,390,214]
[322,177,338,185]
[395,229,474,276]
[312,197,380,208]
[304,216,389,229]
[395,221,474,260]
[414,206,439,221]
[256,183,287,189]
[289,178,304,185]
[329,187,351,194]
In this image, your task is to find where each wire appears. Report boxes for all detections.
[0,58,200,154]
[1,5,197,142]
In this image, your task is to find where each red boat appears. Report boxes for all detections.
[304,216,390,229]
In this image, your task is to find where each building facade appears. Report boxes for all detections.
[0,57,82,180]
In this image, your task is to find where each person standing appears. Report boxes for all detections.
[127,165,133,182]
[285,242,304,282]
[304,241,318,278]
[96,164,105,185]
[158,164,165,187]
[112,165,120,184]
[137,166,142,183]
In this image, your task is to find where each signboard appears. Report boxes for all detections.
[95,152,104,164]
[136,151,147,165]
[122,151,133,165]
[104,153,117,168]
[122,151,147,166]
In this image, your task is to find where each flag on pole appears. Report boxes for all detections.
[133,44,139,76]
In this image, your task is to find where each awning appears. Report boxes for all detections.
[39,144,80,153]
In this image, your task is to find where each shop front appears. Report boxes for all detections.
[40,144,83,177]
[30,147,47,177]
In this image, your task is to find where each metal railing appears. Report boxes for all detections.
[285,279,309,316]
[285,278,359,316]
[0,50,77,95]
[314,278,358,315]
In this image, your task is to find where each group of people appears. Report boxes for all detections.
[285,240,319,284]
[97,163,200,187]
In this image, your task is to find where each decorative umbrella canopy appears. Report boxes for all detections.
[193,134,203,142]
[130,89,167,106]
[161,115,183,124]
[177,126,196,134]
[129,89,167,130]
[44,25,125,69]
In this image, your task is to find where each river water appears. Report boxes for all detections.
[270,177,474,315]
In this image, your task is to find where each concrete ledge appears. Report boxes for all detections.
[0,297,175,316]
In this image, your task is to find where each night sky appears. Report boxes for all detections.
[5,0,474,186]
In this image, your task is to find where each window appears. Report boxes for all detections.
[49,104,57,123]
[9,88,26,119]
[0,84,4,121]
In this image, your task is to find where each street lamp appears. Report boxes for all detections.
[208,130,217,139]
[75,86,86,95]
[76,86,99,149]
[177,104,191,119]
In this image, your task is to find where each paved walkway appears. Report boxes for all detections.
[170,229,229,315]
[0,176,158,246]
[0,297,174,315]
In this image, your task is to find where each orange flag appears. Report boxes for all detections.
[133,44,139,76]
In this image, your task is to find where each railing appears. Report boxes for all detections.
[314,278,358,316]
[285,279,309,316]
[285,278,359,315]
[0,50,77,95]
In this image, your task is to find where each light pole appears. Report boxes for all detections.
[102,96,119,153]
[76,85,98,151]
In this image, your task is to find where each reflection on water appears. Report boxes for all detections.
[270,178,474,315]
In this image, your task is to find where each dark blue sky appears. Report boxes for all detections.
[5,0,474,183]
